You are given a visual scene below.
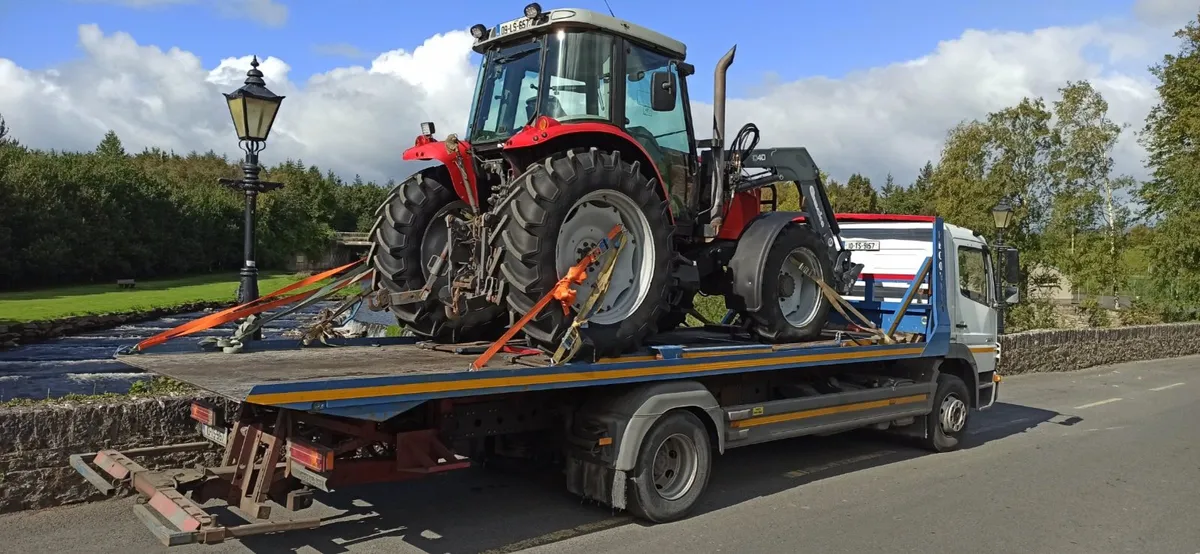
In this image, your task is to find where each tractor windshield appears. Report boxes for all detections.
[468,30,614,144]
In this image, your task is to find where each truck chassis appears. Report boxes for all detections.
[71,217,1001,546]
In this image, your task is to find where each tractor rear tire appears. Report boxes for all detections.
[372,169,505,342]
[743,225,834,342]
[500,148,675,357]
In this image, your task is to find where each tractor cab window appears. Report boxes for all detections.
[468,31,614,144]
[624,44,692,214]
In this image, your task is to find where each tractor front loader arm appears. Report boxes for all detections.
[738,147,863,295]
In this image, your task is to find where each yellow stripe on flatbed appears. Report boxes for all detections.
[246,346,927,406]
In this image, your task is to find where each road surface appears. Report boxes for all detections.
[1,355,1197,554]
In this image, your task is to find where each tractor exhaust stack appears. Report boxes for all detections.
[707,45,737,230]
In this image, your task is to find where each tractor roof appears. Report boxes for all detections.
[473,7,687,59]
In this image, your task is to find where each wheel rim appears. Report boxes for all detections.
[554,189,654,326]
[777,247,823,328]
[420,201,471,281]
[939,393,967,434]
[651,433,699,501]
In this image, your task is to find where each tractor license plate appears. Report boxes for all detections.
[844,240,880,251]
[198,422,228,447]
[497,16,535,36]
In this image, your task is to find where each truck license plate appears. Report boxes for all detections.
[497,16,534,36]
[199,423,228,447]
[845,240,880,251]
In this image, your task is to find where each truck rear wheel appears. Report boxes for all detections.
[921,373,971,452]
[372,169,504,341]
[627,410,712,523]
[500,148,674,356]
[743,225,834,342]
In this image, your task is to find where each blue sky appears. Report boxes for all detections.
[1,0,1136,99]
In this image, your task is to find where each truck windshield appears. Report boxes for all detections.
[468,30,614,143]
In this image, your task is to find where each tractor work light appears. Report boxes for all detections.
[524,2,542,19]
[420,121,436,137]
[470,23,488,40]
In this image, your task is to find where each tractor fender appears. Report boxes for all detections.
[402,137,481,210]
[504,116,672,210]
[729,211,806,312]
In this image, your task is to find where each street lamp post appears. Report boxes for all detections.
[220,56,285,321]
[991,199,1015,335]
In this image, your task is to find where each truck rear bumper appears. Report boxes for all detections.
[69,441,321,546]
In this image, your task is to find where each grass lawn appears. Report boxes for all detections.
[0,272,314,323]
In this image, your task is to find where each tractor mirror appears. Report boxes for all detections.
[650,70,676,112]
[1004,284,1020,305]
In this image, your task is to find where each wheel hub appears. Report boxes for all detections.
[554,190,654,326]
[777,248,822,328]
[651,433,699,501]
[939,394,967,433]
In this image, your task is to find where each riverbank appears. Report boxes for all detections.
[0,272,323,349]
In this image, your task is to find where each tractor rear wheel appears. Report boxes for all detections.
[372,169,505,342]
[500,148,674,357]
[743,225,834,342]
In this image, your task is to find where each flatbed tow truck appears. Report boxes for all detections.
[70,214,1019,547]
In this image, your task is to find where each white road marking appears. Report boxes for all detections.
[1074,397,1123,410]
[1149,382,1186,392]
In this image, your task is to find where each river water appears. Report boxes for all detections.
[0,301,395,401]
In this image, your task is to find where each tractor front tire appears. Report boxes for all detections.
[372,169,504,342]
[743,225,834,342]
[500,148,675,357]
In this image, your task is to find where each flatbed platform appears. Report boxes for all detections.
[118,327,933,419]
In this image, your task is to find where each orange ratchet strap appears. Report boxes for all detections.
[129,259,365,352]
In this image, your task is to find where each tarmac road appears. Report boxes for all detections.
[1,355,1197,554]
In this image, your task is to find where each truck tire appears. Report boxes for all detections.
[743,225,834,342]
[500,148,674,356]
[921,373,971,452]
[372,169,504,341]
[627,410,712,523]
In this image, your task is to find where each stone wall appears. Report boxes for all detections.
[0,394,222,513]
[2,322,1200,514]
[997,322,1200,376]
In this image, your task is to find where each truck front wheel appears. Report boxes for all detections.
[921,373,971,452]
[627,410,712,523]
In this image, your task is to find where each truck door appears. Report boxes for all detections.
[951,236,997,374]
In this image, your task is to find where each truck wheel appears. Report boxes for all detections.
[500,148,674,356]
[743,225,834,342]
[372,168,505,341]
[627,410,712,523]
[921,373,971,452]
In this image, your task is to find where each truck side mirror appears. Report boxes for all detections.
[1004,248,1020,284]
[1004,284,1020,305]
[650,70,677,112]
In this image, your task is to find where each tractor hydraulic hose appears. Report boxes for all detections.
[708,45,738,223]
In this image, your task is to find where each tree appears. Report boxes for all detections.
[0,113,9,144]
[828,173,879,213]
[1044,80,1132,297]
[1138,11,1200,307]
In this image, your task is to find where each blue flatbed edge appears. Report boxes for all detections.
[117,328,944,417]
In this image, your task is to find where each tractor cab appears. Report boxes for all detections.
[465,3,700,217]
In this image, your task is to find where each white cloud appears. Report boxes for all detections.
[1133,0,1198,28]
[80,0,289,27]
[0,17,1171,188]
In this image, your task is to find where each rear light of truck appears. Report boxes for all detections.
[288,440,334,473]
[190,402,217,426]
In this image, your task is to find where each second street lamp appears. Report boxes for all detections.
[221,56,285,331]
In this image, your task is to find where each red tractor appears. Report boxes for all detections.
[371,3,863,356]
